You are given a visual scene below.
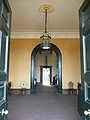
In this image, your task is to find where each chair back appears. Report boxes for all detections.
[68,81,74,89]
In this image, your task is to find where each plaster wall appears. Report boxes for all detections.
[9,39,81,89]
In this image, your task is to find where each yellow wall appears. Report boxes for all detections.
[9,39,81,89]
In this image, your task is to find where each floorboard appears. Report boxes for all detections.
[8,88,82,120]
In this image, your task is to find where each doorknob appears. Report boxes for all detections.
[84,109,90,116]
[0,109,8,116]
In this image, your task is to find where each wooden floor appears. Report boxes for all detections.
[8,86,82,120]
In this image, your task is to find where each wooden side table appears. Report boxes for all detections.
[68,88,74,94]
[20,88,27,95]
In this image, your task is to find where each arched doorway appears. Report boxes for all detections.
[30,43,62,94]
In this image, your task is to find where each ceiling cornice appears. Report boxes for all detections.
[11,31,80,39]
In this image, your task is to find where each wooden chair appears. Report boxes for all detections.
[68,81,74,95]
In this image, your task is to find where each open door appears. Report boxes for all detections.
[42,67,50,86]
[40,66,52,86]
[79,0,90,119]
[0,0,11,119]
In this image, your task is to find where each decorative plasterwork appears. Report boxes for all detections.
[11,31,80,39]
[39,3,54,13]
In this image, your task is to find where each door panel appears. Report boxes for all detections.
[0,0,11,120]
[0,30,6,71]
[84,81,90,103]
[0,82,7,120]
[0,82,6,103]
[85,5,90,22]
[1,0,10,28]
[84,81,90,120]
[86,34,90,70]
[2,3,9,24]
[79,0,90,120]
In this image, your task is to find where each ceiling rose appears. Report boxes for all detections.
[39,3,54,13]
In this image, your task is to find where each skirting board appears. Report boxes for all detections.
[9,89,77,95]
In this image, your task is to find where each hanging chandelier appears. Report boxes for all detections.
[40,4,54,49]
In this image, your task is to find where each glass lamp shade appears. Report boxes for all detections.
[40,32,51,49]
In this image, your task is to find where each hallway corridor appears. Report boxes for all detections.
[8,87,82,120]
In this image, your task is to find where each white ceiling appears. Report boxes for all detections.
[8,0,84,38]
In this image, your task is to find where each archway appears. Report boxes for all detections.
[30,43,62,94]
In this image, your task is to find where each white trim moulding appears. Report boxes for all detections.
[11,31,80,39]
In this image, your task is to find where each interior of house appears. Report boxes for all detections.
[8,0,82,94]
[0,0,90,120]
